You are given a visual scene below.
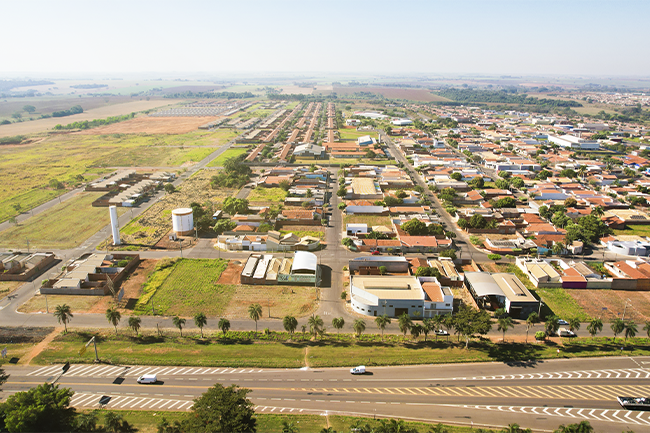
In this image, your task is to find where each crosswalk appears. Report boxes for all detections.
[70,392,193,411]
[464,404,650,427]
[26,365,264,378]
[447,368,650,381]
[299,384,650,401]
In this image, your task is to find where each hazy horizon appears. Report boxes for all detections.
[2,0,648,77]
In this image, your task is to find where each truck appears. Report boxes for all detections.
[350,366,366,375]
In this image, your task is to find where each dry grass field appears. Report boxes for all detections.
[569,289,650,322]
[332,86,450,102]
[82,116,221,134]
[224,284,318,319]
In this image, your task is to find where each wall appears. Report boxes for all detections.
[0,254,57,282]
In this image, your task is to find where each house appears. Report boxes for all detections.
[346,119,361,126]
[346,223,369,236]
[293,143,325,159]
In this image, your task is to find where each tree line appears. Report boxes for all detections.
[434,88,583,108]
[163,91,255,99]
[52,105,84,118]
[53,113,135,130]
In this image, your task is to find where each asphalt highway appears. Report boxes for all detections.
[4,357,650,431]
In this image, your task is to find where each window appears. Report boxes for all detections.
[389,305,393,308]
[446,304,450,306]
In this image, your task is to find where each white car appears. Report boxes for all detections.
[558,319,569,325]
[435,329,449,336]
[137,374,157,384]
[350,366,366,375]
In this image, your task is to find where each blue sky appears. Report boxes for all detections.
[2,0,648,77]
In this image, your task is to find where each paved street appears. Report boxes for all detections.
[4,357,650,431]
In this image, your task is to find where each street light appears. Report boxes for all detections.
[622,299,632,321]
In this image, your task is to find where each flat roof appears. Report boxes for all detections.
[352,275,423,300]
[492,273,537,303]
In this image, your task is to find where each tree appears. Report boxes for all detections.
[0,383,76,432]
[415,266,442,278]
[308,314,324,339]
[223,197,250,215]
[410,323,423,341]
[611,318,625,340]
[450,172,462,181]
[400,219,429,236]
[337,186,347,197]
[511,177,525,189]
[624,320,638,340]
[487,253,502,261]
[23,104,36,113]
[194,312,208,338]
[248,304,263,333]
[218,318,231,335]
[332,317,345,336]
[104,411,137,433]
[365,149,376,159]
[172,316,186,337]
[644,321,650,338]
[128,316,141,336]
[398,313,413,337]
[75,411,99,432]
[553,420,594,433]
[497,316,514,342]
[525,312,539,343]
[568,317,581,333]
[379,265,387,275]
[54,304,73,333]
[158,417,183,433]
[587,318,603,337]
[183,384,256,433]
[353,319,366,337]
[375,315,391,340]
[439,249,457,260]
[452,305,493,349]
[214,219,237,234]
[564,197,577,208]
[545,315,560,337]
[279,180,291,191]
[164,183,176,194]
[281,419,299,433]
[106,307,121,335]
[551,241,565,256]
[591,206,604,217]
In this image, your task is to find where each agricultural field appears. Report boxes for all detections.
[0,100,176,137]
[0,132,225,223]
[247,187,287,204]
[0,192,127,250]
[343,214,392,227]
[207,147,249,167]
[134,258,230,316]
[116,170,235,247]
[332,86,450,102]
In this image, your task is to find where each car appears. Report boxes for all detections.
[350,366,366,375]
[435,329,449,336]
[558,328,575,337]
[137,374,157,384]
[558,319,569,325]
[371,250,381,255]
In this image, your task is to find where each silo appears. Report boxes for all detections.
[172,208,194,236]
[109,205,121,245]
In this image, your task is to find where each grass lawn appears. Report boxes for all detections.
[207,147,249,167]
[0,192,127,250]
[247,187,287,204]
[280,229,325,240]
[613,224,650,237]
[0,343,35,365]
[343,214,392,227]
[337,129,378,141]
[32,330,650,368]
[18,294,102,314]
[134,258,230,316]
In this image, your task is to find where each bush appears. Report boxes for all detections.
[469,235,482,245]
[487,254,502,261]
[505,254,515,259]
[535,331,546,341]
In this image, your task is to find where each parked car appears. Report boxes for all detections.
[371,250,381,255]
[558,328,575,337]
[350,366,366,375]
[435,329,449,336]
[558,319,569,325]
[137,374,157,384]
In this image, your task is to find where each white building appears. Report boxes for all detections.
[548,134,600,150]
[392,118,413,126]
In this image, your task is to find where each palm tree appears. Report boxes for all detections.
[375,315,391,340]
[172,316,186,337]
[497,316,514,342]
[432,315,445,341]
[568,317,581,334]
[422,318,434,342]
[577,165,587,182]
[53,304,73,333]
[587,318,603,337]
[592,206,604,217]
[308,315,324,339]
[525,312,539,343]
[611,318,625,340]
[283,315,298,336]
[545,315,560,337]
[105,307,121,335]
[194,312,207,338]
[332,317,345,337]
[218,318,230,335]
[410,323,422,341]
[398,313,413,338]
[128,316,141,336]
[281,419,299,433]
[624,320,638,341]
[353,319,366,338]
[248,303,262,333]
[643,321,650,337]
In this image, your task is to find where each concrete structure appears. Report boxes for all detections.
[349,275,453,318]
[607,240,650,257]
[464,272,538,319]
[109,205,121,246]
[548,134,600,150]
[391,118,413,126]
[346,223,369,236]
[348,256,409,274]
[172,208,194,236]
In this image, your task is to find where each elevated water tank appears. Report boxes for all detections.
[172,208,194,236]
[109,205,121,245]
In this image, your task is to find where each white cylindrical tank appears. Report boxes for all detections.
[172,208,194,236]
[109,205,121,246]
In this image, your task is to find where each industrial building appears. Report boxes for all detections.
[241,251,320,285]
[548,134,600,150]
[464,272,538,319]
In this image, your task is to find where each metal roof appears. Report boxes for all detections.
[291,251,318,273]
[464,272,505,298]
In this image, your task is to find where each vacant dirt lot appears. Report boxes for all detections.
[223,284,318,320]
[569,289,650,322]
[332,86,450,102]
[80,116,221,135]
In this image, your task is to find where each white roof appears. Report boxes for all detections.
[292,251,318,272]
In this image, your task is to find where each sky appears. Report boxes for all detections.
[2,0,649,77]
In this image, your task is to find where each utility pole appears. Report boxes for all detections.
[622,299,632,321]
[92,337,99,363]
[178,239,183,258]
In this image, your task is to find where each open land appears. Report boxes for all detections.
[0,192,127,249]
[115,170,235,247]
[0,281,23,298]
[0,95,153,120]
[78,128,238,146]
[280,225,325,240]
[247,187,287,204]
[343,215,392,227]
[80,116,220,135]
[0,100,176,137]
[207,147,249,167]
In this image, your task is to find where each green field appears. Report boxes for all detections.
[613,224,650,237]
[207,147,249,167]
[0,343,34,365]
[337,129,379,141]
[0,133,228,223]
[343,214,392,227]
[134,258,230,316]
[247,187,287,203]
[0,192,127,249]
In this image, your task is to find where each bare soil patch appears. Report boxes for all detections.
[218,261,244,284]
[224,285,318,319]
[79,116,221,135]
[0,281,24,298]
[0,327,54,344]
[569,289,650,322]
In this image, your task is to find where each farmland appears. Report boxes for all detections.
[0,192,127,250]
[207,147,249,167]
[247,187,287,204]
[116,170,235,247]
[81,116,221,135]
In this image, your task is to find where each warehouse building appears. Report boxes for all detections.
[464,272,539,319]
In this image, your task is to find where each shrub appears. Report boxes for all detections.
[535,331,546,341]
[469,235,482,245]
[487,254,502,261]
[505,254,515,259]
